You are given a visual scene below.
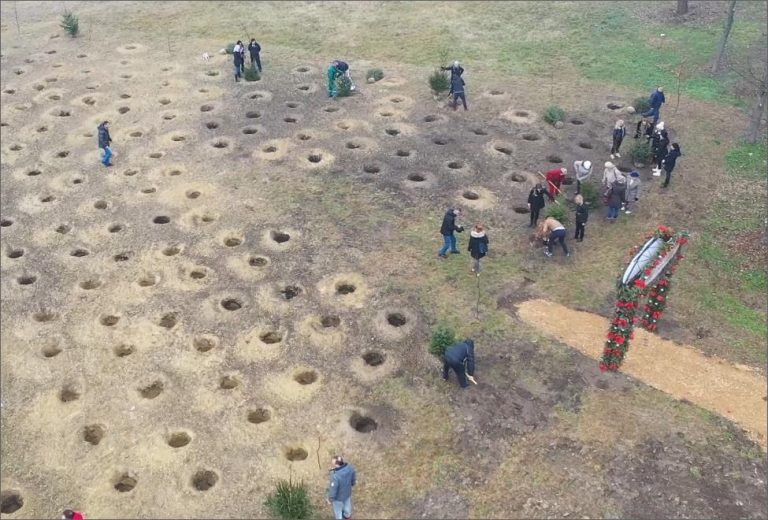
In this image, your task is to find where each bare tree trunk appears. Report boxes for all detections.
[712,0,737,74]
[745,61,768,144]
[676,0,689,15]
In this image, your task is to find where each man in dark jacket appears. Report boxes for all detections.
[442,60,464,93]
[651,122,670,175]
[527,183,546,228]
[574,194,588,241]
[438,208,463,258]
[233,41,244,82]
[443,339,476,388]
[661,143,682,188]
[248,39,262,72]
[450,73,467,111]
[326,455,356,520]
[97,121,112,167]
[641,86,665,124]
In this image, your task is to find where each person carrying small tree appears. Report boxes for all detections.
[624,170,641,213]
[248,38,262,72]
[467,223,489,275]
[441,60,464,94]
[610,119,626,159]
[573,159,592,195]
[442,339,476,388]
[527,183,547,228]
[545,167,567,201]
[438,208,464,258]
[574,194,588,242]
[450,73,467,111]
[661,143,682,188]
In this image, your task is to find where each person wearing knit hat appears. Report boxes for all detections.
[651,122,670,175]
[601,161,625,188]
[624,170,641,214]
[545,166,567,201]
[573,159,592,195]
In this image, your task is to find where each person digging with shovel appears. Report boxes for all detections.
[442,339,477,388]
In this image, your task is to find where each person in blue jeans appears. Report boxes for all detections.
[606,181,623,220]
[438,208,464,258]
[539,217,569,257]
[641,86,665,124]
[233,40,244,81]
[442,339,476,388]
[97,121,113,167]
[450,73,468,111]
[327,455,356,520]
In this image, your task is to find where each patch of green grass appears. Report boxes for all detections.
[694,239,766,293]
[725,143,768,179]
[698,288,766,337]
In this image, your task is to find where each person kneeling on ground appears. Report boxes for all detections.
[438,208,464,258]
[538,217,569,257]
[574,194,588,242]
[443,339,476,388]
[468,223,489,275]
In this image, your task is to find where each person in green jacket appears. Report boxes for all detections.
[327,61,340,97]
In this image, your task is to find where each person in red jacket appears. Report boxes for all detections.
[62,509,85,520]
[545,167,567,201]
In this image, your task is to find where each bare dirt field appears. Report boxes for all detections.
[1,1,766,519]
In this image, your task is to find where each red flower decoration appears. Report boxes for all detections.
[635,279,646,289]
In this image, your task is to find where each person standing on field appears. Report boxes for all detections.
[624,170,641,213]
[97,121,113,167]
[574,194,588,242]
[326,455,356,520]
[248,38,262,72]
[651,122,670,175]
[438,208,464,258]
[661,143,682,188]
[610,119,626,159]
[450,73,467,111]
[233,41,244,81]
[641,86,665,124]
[573,159,592,195]
[442,60,464,94]
[527,183,547,228]
[467,223,489,275]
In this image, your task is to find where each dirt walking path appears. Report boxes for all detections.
[517,299,767,449]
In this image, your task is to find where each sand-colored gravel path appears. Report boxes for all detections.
[517,299,767,449]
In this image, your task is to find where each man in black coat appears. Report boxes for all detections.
[443,339,476,389]
[438,208,463,258]
[248,39,262,72]
[527,183,546,228]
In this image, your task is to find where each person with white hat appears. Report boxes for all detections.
[441,60,465,94]
[573,159,592,195]
[651,122,670,176]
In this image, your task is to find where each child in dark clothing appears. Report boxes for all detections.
[574,194,588,241]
